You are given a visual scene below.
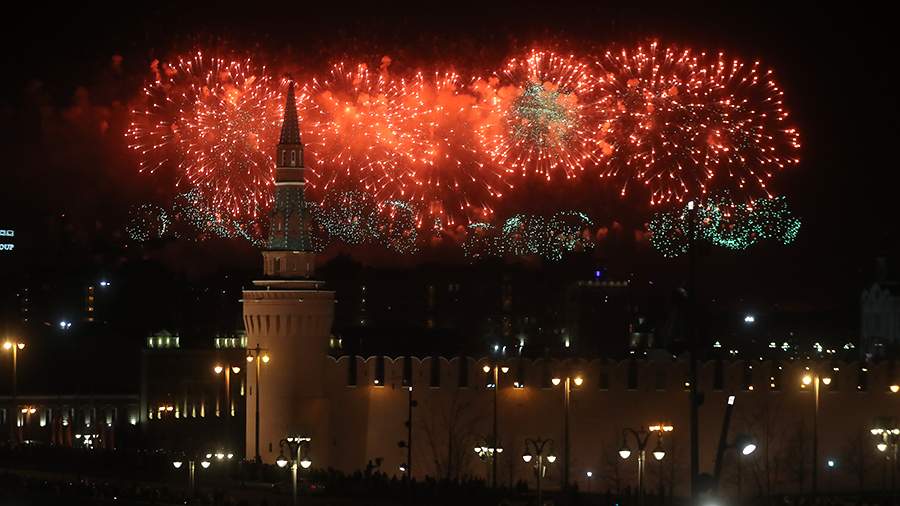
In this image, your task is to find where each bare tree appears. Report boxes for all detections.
[841,429,874,495]
[739,397,793,498]
[601,431,625,495]
[419,390,484,480]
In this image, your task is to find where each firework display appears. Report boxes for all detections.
[476,50,606,180]
[393,71,507,229]
[648,193,801,258]
[594,42,800,204]
[126,43,801,256]
[126,52,282,223]
[463,211,595,261]
[126,204,171,242]
[300,62,405,200]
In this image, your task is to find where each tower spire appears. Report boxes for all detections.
[279,80,302,146]
[263,79,314,278]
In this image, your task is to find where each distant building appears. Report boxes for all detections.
[861,257,900,358]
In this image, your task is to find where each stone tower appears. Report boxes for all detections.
[243,81,335,463]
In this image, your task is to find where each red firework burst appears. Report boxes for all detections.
[476,49,607,181]
[595,41,800,204]
[392,71,509,229]
[300,61,406,202]
[126,52,282,221]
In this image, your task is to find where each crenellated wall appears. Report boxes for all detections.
[316,356,898,497]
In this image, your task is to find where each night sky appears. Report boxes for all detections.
[1,2,897,343]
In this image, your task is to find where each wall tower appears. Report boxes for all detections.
[243,81,335,463]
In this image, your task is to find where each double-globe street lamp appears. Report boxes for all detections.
[871,417,900,495]
[551,372,583,490]
[213,364,242,417]
[172,450,235,497]
[483,362,510,488]
[522,437,556,506]
[801,366,833,501]
[619,424,673,506]
[277,436,312,506]
[245,344,270,463]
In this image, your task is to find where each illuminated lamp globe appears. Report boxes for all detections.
[822,377,832,386]
[200,461,211,469]
[546,454,557,464]
[17,342,25,350]
[802,374,813,386]
[877,442,888,452]
[483,365,491,374]
[522,453,533,463]
[652,441,666,461]
[246,355,254,363]
[300,458,312,469]
[574,376,584,387]
[262,355,270,364]
[2,342,11,350]
[231,366,241,374]
[891,384,900,393]
[276,457,289,468]
[172,461,183,469]
[214,365,224,374]
[552,378,561,386]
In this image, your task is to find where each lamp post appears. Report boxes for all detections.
[277,436,312,506]
[871,417,899,497]
[551,372,583,490]
[802,367,832,501]
[522,437,556,506]
[483,362,509,488]
[245,344,270,463]
[173,450,233,498]
[213,364,242,417]
[3,340,25,444]
[474,436,504,484]
[585,471,594,493]
[619,424,672,506]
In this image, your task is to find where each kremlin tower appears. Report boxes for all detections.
[242,81,335,463]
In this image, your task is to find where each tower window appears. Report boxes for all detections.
[281,150,285,165]
[627,360,638,390]
[402,356,413,388]
[273,257,281,274]
[713,359,724,391]
[430,358,441,388]
[347,356,357,386]
[374,356,385,386]
[291,150,296,166]
[458,358,469,388]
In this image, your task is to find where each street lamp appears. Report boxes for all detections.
[551,372,583,490]
[213,364,242,417]
[522,437,555,506]
[474,436,504,483]
[277,436,312,506]
[2,339,25,443]
[483,361,509,488]
[801,367,831,501]
[246,344,270,463]
[171,450,232,497]
[619,424,672,506]
[871,418,899,495]
[586,470,594,493]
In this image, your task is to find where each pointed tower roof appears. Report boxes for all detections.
[279,81,301,145]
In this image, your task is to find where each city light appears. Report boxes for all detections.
[214,365,224,374]
[744,314,755,323]
[172,461,183,469]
